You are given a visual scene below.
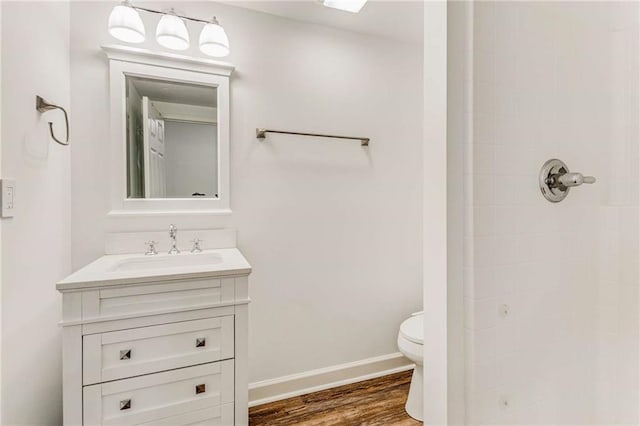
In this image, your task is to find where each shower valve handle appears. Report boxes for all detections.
[540,159,596,203]
[557,172,596,188]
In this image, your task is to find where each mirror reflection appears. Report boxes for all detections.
[126,76,218,199]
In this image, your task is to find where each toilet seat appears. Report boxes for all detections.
[399,314,423,345]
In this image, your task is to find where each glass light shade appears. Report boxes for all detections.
[199,20,230,57]
[322,0,368,13]
[156,13,190,50]
[108,3,145,43]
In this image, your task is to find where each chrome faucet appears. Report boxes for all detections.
[168,224,180,254]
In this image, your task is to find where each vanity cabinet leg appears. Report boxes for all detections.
[62,325,83,425]
[234,304,249,425]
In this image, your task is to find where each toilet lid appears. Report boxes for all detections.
[400,314,423,345]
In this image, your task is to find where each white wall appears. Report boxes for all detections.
[1,2,71,424]
[422,1,449,424]
[164,120,218,198]
[0,3,4,420]
[446,2,470,424]
[464,2,639,424]
[70,1,423,384]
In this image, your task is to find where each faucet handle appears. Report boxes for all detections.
[145,240,158,256]
[557,172,596,188]
[191,238,203,253]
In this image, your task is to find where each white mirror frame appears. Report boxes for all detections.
[103,44,234,216]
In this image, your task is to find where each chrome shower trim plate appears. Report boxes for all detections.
[539,159,570,203]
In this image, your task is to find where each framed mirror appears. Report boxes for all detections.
[125,77,219,199]
[103,45,233,215]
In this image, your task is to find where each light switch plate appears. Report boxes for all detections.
[1,179,16,218]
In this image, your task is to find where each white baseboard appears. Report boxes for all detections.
[248,352,414,408]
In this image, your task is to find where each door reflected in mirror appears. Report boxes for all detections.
[126,76,218,199]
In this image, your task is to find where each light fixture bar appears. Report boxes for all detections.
[131,5,210,24]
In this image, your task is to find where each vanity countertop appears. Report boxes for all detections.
[57,248,251,291]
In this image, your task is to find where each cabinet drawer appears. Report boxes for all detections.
[83,360,234,426]
[82,278,234,319]
[83,316,234,385]
[137,403,233,426]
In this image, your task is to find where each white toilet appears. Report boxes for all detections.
[397,312,423,421]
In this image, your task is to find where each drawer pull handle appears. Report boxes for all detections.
[120,399,131,410]
[119,349,131,360]
[195,384,206,394]
[195,338,206,348]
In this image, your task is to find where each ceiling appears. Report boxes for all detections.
[219,0,424,45]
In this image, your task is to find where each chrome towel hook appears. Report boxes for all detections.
[36,95,69,146]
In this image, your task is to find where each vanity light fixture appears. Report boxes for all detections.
[156,9,190,51]
[322,0,368,13]
[108,0,145,43]
[199,17,230,58]
[107,1,231,57]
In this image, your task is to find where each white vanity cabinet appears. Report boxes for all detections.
[57,249,251,426]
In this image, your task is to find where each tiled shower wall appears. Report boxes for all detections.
[464,2,639,424]
[594,14,639,422]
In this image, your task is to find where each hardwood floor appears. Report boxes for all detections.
[249,370,422,426]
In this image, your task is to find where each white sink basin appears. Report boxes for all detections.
[57,248,251,291]
[109,252,224,272]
